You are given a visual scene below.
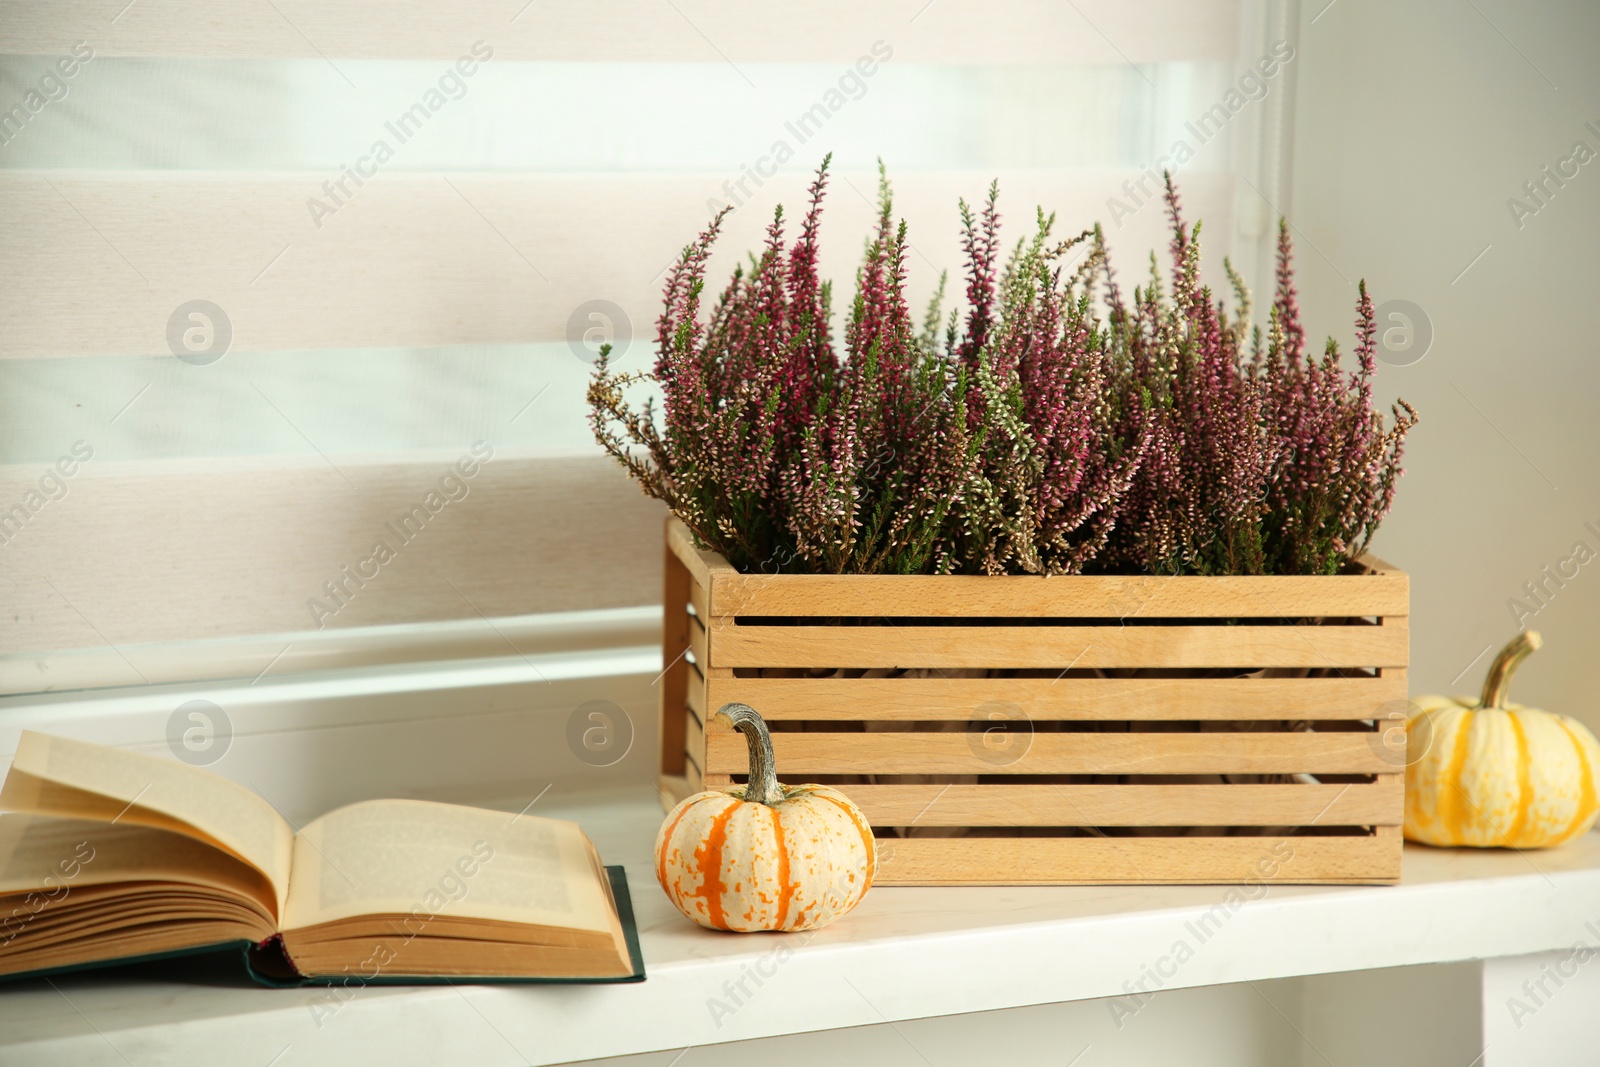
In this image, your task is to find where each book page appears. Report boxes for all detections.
[281,799,614,936]
[0,814,276,922]
[0,815,279,975]
[0,732,293,920]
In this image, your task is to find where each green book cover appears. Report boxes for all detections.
[1,866,645,987]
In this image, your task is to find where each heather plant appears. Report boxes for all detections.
[948,192,1148,575]
[1257,226,1418,575]
[587,166,831,573]
[1088,177,1417,575]
[1091,183,1287,575]
[779,167,978,574]
[587,160,1416,577]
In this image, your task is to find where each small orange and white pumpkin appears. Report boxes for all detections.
[655,703,875,932]
[1406,631,1600,848]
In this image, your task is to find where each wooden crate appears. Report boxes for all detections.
[657,518,1408,885]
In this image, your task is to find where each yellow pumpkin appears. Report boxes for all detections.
[1405,631,1600,848]
[655,703,875,932]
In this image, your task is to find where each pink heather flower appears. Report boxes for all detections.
[588,162,1416,577]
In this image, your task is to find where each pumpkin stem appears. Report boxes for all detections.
[714,702,782,807]
[1480,630,1542,709]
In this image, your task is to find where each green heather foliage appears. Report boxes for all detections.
[588,159,1417,576]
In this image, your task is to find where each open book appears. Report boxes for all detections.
[0,732,642,984]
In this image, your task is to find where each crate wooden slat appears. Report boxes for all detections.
[658,517,1409,884]
[658,538,693,781]
[667,519,731,586]
[874,828,1405,886]
[710,569,1410,618]
[700,674,1406,720]
[706,618,1408,670]
[668,518,1410,619]
[833,781,1402,827]
[687,614,709,672]
[686,578,710,625]
[685,708,706,775]
[705,729,1396,777]
[685,661,708,724]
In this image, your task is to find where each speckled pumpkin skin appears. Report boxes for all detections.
[1406,697,1600,848]
[655,784,875,932]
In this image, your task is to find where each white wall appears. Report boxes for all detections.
[1287,0,1600,730]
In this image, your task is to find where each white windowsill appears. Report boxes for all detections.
[0,606,662,697]
[3,630,1598,1065]
[3,778,1599,1066]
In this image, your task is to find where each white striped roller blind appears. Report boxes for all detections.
[0,0,1299,668]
